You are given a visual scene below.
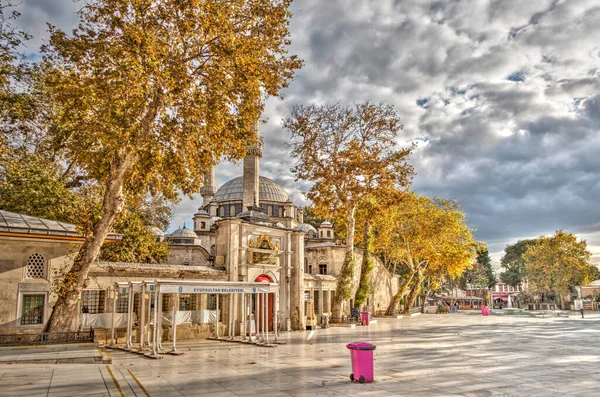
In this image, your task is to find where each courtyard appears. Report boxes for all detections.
[1,314,599,397]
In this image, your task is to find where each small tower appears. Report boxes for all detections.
[200,165,216,207]
[193,209,211,232]
[318,221,334,240]
[242,120,263,210]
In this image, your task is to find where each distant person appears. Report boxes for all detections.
[580,308,584,318]
[454,302,458,313]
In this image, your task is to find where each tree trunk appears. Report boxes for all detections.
[331,205,356,322]
[385,280,410,315]
[422,287,432,313]
[353,221,372,310]
[44,152,136,332]
[403,270,424,314]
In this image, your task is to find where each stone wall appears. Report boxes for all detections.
[0,234,228,333]
[167,245,211,266]
[0,236,79,331]
[305,243,398,317]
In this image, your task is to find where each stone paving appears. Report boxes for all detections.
[1,313,600,396]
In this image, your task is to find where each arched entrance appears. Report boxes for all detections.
[254,274,274,332]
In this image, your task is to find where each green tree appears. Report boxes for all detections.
[284,102,413,321]
[524,230,596,307]
[302,206,328,231]
[500,239,537,286]
[100,211,168,263]
[373,193,477,314]
[476,247,496,288]
[42,0,302,331]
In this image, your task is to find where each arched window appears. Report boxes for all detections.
[26,253,45,279]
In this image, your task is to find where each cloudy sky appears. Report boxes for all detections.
[15,0,600,263]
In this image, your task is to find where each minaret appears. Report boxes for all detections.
[200,165,216,207]
[242,120,263,210]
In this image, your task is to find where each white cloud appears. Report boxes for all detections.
[14,1,600,262]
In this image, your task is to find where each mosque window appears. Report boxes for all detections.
[207,294,217,310]
[323,291,330,313]
[327,230,331,237]
[223,205,230,217]
[21,294,45,325]
[304,291,310,313]
[162,294,173,312]
[116,291,129,313]
[314,292,320,315]
[179,294,198,310]
[26,253,46,279]
[235,203,243,215]
[230,205,236,216]
[308,265,312,274]
[304,258,308,273]
[81,290,105,314]
[319,264,328,275]
[216,207,220,217]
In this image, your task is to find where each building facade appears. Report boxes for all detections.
[0,130,398,337]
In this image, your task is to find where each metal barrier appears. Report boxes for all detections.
[0,329,95,346]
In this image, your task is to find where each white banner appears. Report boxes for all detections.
[160,285,272,294]
[81,313,128,329]
[161,311,192,326]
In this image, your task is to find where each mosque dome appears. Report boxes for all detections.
[146,226,165,237]
[212,176,290,203]
[320,221,333,227]
[168,226,198,239]
[294,223,317,233]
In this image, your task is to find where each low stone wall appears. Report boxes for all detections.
[93,323,228,345]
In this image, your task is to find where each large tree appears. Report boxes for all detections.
[375,193,477,314]
[462,247,496,290]
[523,230,596,307]
[499,239,537,286]
[41,0,301,331]
[284,102,413,320]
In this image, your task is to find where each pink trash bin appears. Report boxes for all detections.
[361,312,370,326]
[346,342,376,383]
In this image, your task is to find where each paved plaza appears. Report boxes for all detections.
[1,314,600,397]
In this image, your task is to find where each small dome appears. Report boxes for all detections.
[294,223,317,233]
[168,226,198,239]
[194,209,209,217]
[146,226,165,236]
[236,207,270,222]
[320,221,333,227]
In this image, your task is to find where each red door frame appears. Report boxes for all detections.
[255,274,274,332]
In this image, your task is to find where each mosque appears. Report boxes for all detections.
[0,128,399,339]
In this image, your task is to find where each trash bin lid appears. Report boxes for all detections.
[346,341,376,351]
